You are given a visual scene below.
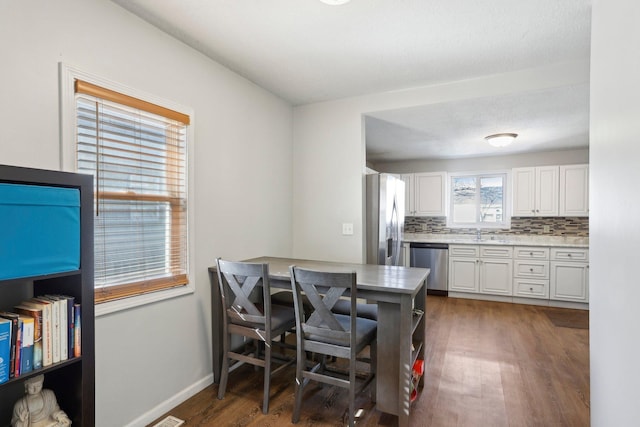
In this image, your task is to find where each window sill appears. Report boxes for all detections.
[95,283,195,317]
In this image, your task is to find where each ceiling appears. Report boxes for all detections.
[111,0,592,161]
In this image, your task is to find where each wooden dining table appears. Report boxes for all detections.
[209,256,430,427]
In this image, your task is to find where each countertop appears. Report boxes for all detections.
[403,233,589,248]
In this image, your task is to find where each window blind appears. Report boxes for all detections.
[75,79,189,303]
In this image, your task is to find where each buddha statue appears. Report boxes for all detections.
[11,374,71,427]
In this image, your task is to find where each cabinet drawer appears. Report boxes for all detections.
[514,246,550,260]
[514,279,549,299]
[514,260,549,279]
[551,248,589,262]
[449,245,479,257]
[480,246,513,258]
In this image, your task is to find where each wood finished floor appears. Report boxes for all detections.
[148,296,590,426]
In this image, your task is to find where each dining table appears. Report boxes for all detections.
[209,256,430,427]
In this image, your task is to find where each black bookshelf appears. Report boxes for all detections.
[0,164,94,427]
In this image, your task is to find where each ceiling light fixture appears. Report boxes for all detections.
[319,0,351,5]
[485,133,518,148]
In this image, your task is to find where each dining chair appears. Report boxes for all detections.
[289,266,377,427]
[215,258,296,414]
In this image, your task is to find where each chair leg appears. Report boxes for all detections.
[370,339,377,403]
[348,355,356,427]
[217,333,230,400]
[262,340,271,414]
[292,344,305,423]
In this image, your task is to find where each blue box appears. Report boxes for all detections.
[0,183,80,280]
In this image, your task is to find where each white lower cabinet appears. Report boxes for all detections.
[449,245,480,293]
[449,245,513,296]
[447,243,588,306]
[550,247,589,303]
[513,246,550,299]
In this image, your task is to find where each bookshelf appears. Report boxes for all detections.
[0,164,94,427]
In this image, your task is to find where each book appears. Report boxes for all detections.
[32,297,60,363]
[14,317,22,377]
[51,294,75,358]
[73,304,81,357]
[0,312,19,377]
[18,315,34,374]
[22,300,52,367]
[14,305,43,369]
[46,294,73,360]
[0,317,11,383]
[43,295,68,360]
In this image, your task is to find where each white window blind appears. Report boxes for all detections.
[74,80,189,303]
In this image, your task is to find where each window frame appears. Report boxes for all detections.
[447,170,511,229]
[59,63,195,315]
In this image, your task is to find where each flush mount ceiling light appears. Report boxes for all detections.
[319,0,351,4]
[485,133,518,148]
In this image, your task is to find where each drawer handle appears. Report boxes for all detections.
[530,268,534,272]
[530,252,533,256]
[530,287,534,292]
[568,253,572,257]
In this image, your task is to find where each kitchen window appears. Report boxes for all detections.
[448,172,509,228]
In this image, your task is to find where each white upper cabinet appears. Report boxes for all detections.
[414,172,447,216]
[400,174,415,216]
[401,172,446,216]
[559,164,589,217]
[512,166,559,216]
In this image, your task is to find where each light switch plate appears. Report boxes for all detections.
[342,223,354,235]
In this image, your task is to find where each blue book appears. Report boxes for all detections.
[18,315,34,374]
[0,318,10,383]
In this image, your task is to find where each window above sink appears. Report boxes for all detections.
[448,170,510,229]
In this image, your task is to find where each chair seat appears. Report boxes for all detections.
[331,299,378,320]
[304,313,377,348]
[271,290,312,315]
[230,303,296,332]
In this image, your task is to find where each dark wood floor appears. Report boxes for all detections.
[148,296,590,426]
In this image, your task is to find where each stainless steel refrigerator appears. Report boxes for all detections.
[365,173,405,266]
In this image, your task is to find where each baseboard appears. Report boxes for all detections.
[449,292,589,311]
[123,374,214,427]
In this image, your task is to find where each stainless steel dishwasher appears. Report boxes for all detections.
[410,242,449,295]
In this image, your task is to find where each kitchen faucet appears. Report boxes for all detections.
[476,228,482,240]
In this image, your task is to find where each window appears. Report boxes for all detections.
[449,172,509,228]
[74,79,190,303]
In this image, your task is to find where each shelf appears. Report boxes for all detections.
[411,309,424,335]
[0,357,82,388]
[0,164,95,427]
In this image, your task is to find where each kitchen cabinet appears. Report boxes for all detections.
[512,166,559,216]
[479,246,513,296]
[401,242,411,267]
[400,174,415,215]
[449,245,480,293]
[550,248,589,302]
[401,172,447,216]
[559,164,589,217]
[449,245,513,296]
[513,246,550,299]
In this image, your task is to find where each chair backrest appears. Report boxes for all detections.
[289,266,357,347]
[216,258,271,327]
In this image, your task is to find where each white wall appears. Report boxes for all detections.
[0,1,293,426]
[590,0,640,424]
[373,148,589,174]
[292,60,589,263]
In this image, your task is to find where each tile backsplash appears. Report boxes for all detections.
[405,216,589,237]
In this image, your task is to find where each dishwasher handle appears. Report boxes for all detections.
[409,242,449,250]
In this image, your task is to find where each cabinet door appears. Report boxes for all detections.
[401,242,411,267]
[414,172,446,216]
[550,262,589,302]
[400,174,415,215]
[559,164,589,217]
[535,166,559,216]
[480,258,513,295]
[512,167,536,216]
[449,257,479,293]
